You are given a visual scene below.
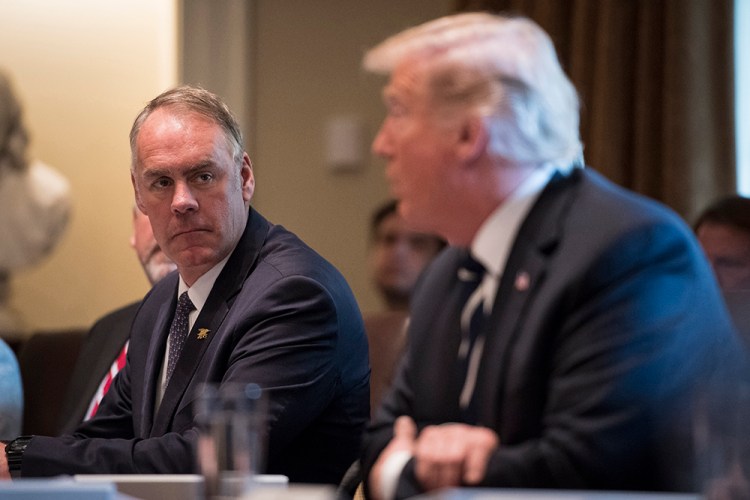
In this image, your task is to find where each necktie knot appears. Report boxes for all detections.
[458,253,485,282]
[166,291,195,384]
[177,291,195,315]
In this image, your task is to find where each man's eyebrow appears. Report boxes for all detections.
[383,89,410,110]
[183,161,216,174]
[382,86,397,103]
[141,161,215,179]
[141,167,170,180]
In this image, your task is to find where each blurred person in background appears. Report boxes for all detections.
[695,195,750,292]
[0,337,22,440]
[366,200,445,417]
[57,205,176,434]
[369,199,446,312]
[0,68,70,338]
[695,195,750,346]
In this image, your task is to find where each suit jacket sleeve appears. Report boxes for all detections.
[21,342,188,474]
[225,274,359,475]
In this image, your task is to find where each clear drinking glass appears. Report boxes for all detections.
[194,383,268,499]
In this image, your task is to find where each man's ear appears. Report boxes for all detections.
[240,153,255,205]
[131,172,146,214]
[455,115,488,165]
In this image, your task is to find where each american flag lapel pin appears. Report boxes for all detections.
[197,328,210,340]
[514,271,530,291]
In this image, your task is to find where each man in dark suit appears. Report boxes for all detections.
[57,206,176,435]
[1,86,369,484]
[360,13,743,499]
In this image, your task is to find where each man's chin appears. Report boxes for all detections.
[172,245,227,272]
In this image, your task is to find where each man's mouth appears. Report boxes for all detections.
[171,228,208,239]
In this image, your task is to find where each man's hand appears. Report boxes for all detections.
[0,443,9,480]
[413,423,499,492]
[369,416,418,500]
[369,417,499,498]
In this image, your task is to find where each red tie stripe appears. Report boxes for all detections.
[84,340,129,421]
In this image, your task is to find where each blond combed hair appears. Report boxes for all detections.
[364,13,582,169]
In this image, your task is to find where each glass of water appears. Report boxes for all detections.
[194,382,268,499]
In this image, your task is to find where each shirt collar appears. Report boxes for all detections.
[471,163,558,278]
[177,253,232,314]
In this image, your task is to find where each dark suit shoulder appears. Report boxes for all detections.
[572,168,690,231]
[77,300,139,371]
[88,302,141,334]
[57,300,140,435]
[584,169,697,248]
[259,223,346,281]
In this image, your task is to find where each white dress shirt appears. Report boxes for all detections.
[155,253,231,408]
[379,163,559,500]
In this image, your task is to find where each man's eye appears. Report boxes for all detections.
[152,178,171,189]
[196,173,214,183]
[377,234,398,246]
[384,96,407,118]
[388,105,406,118]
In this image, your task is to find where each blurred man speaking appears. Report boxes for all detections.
[361,12,740,499]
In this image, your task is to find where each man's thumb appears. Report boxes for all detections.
[393,415,417,442]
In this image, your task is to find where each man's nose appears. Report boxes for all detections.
[171,182,198,214]
[372,123,391,159]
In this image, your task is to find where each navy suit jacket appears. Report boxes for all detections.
[363,168,744,496]
[57,302,137,435]
[25,208,370,484]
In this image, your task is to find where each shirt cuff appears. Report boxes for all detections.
[379,450,412,500]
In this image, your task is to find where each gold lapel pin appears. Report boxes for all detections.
[197,328,210,340]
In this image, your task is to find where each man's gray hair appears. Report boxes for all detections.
[129,85,244,171]
[364,13,582,168]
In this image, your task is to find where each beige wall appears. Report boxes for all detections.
[251,0,452,314]
[0,0,179,332]
[1,0,452,333]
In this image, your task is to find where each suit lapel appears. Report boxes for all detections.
[140,284,178,435]
[475,169,581,426]
[150,208,271,436]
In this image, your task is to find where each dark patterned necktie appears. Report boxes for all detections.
[457,253,486,423]
[166,291,195,384]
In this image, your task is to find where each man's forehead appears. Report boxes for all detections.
[383,60,430,102]
[142,107,217,133]
[136,111,226,160]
